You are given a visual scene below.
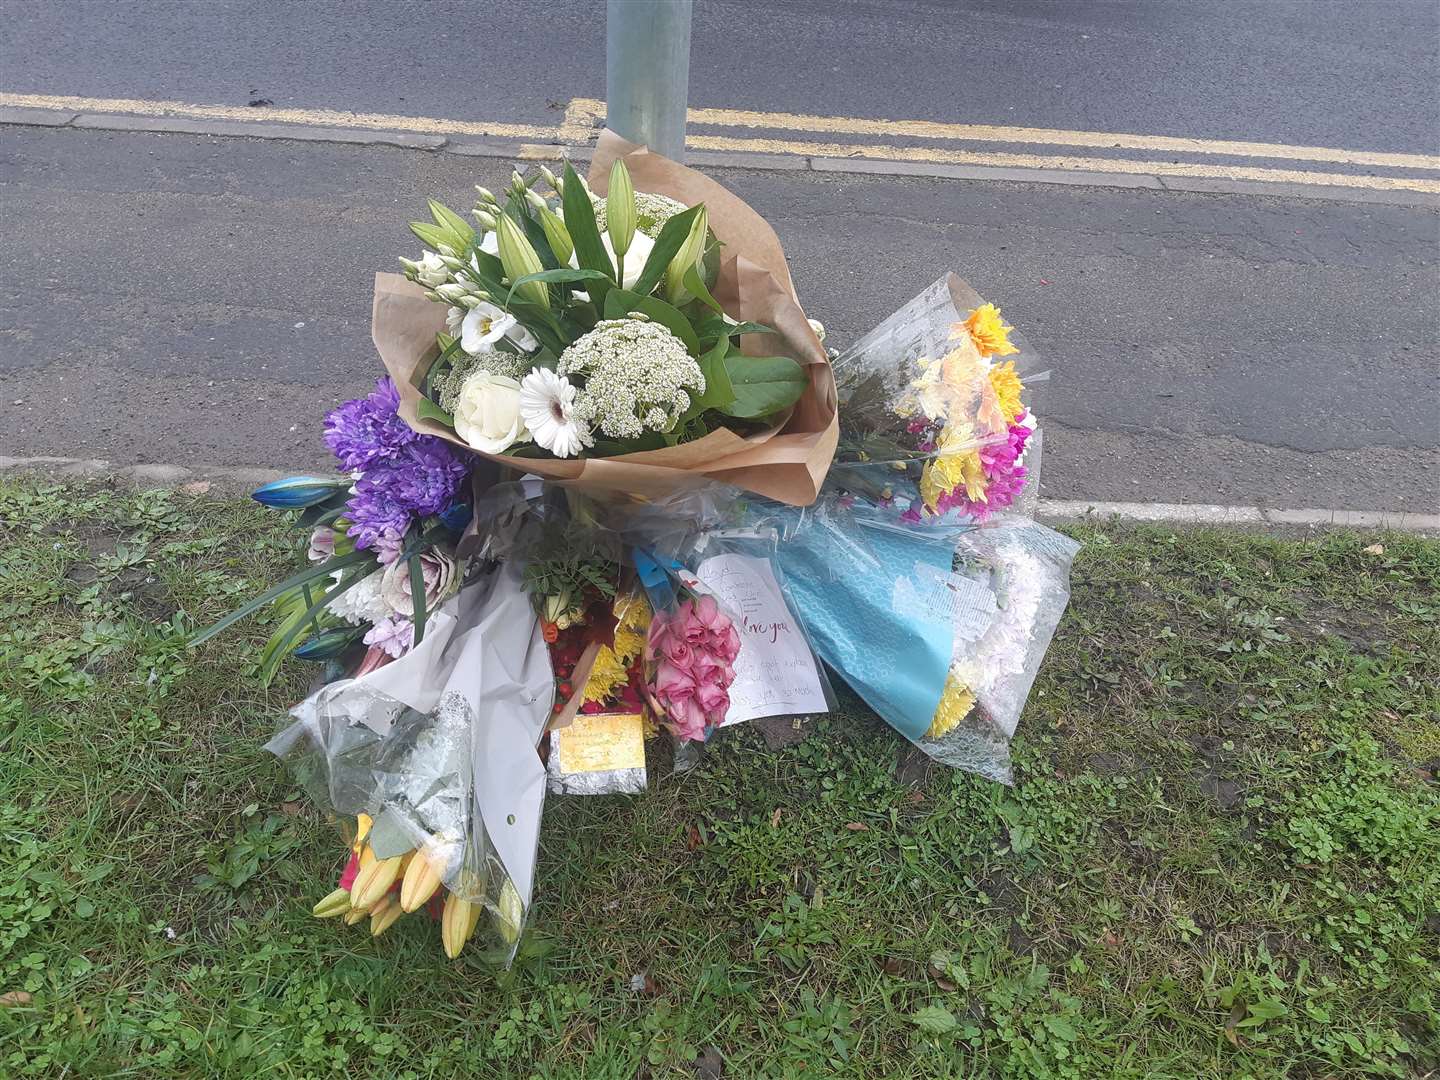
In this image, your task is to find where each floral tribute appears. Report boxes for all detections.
[194,148,1080,965]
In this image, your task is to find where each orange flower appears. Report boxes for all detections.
[957,303,1019,359]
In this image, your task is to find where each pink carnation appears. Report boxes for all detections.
[645,595,741,742]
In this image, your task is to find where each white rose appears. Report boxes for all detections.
[452,371,527,453]
[415,251,449,288]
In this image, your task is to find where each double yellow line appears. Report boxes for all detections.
[6,91,1437,194]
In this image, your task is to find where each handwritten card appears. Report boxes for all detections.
[695,552,829,724]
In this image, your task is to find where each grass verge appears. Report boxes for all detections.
[0,477,1436,1079]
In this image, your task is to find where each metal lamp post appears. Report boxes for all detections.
[606,0,693,161]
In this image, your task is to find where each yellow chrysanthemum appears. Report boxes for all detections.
[898,337,986,422]
[927,675,976,738]
[957,303,1018,359]
[987,361,1025,424]
[581,592,652,706]
[919,424,987,512]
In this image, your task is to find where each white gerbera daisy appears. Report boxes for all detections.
[518,368,592,458]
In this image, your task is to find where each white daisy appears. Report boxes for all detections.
[518,368,592,458]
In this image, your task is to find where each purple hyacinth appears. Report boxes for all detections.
[323,377,419,471]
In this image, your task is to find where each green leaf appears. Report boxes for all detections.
[697,318,775,340]
[189,549,375,647]
[1041,1014,1078,1041]
[408,554,428,648]
[468,247,506,283]
[505,268,613,307]
[630,205,703,298]
[416,396,455,427]
[684,338,736,418]
[427,200,474,246]
[561,162,614,305]
[681,263,725,316]
[603,289,700,354]
[910,1006,958,1036]
[719,354,807,419]
[258,564,372,683]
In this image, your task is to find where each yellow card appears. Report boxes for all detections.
[554,712,646,774]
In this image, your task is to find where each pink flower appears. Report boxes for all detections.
[645,596,742,743]
[661,635,693,667]
[694,594,725,630]
[696,682,730,715]
[363,616,414,658]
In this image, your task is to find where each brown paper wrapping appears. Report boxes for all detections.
[372,130,837,506]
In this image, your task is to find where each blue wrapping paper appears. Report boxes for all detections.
[769,510,958,741]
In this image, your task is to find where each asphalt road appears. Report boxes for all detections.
[2,0,1437,154]
[2,127,1436,511]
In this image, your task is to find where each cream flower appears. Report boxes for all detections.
[600,229,656,291]
[460,301,518,355]
[518,368,592,458]
[452,370,527,454]
[414,251,449,288]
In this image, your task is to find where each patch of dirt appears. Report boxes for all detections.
[975,871,1020,913]
[1198,772,1244,811]
[893,745,932,787]
[753,715,813,750]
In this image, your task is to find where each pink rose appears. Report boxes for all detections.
[694,594,725,629]
[655,660,696,700]
[667,695,708,741]
[722,625,742,661]
[661,635,693,667]
[696,681,730,721]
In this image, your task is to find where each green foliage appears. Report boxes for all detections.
[0,478,1437,1078]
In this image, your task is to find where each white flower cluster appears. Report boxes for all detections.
[558,318,704,440]
[327,568,390,625]
[435,350,529,412]
[593,191,688,238]
[949,542,1045,698]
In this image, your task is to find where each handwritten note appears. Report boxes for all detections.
[695,552,829,724]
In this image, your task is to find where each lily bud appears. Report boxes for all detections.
[664,205,708,302]
[606,159,636,257]
[537,207,573,266]
[496,213,548,308]
[250,476,346,509]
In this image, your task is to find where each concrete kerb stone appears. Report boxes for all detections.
[70,112,449,150]
[0,455,284,497]
[0,106,79,127]
[6,109,1437,208]
[3,456,1437,533]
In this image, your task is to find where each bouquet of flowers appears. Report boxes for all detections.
[198,136,1081,963]
[372,131,837,505]
[828,275,1043,524]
